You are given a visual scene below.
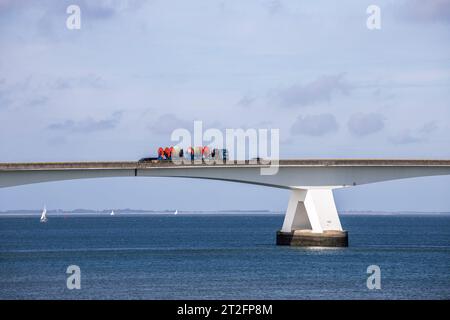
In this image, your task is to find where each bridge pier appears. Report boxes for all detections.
[277,188,348,247]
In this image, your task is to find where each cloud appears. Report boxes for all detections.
[0,0,146,41]
[27,96,49,107]
[266,0,283,14]
[0,75,103,110]
[290,113,339,136]
[48,111,122,133]
[148,113,193,135]
[0,0,144,18]
[0,78,32,109]
[66,0,146,20]
[237,95,255,107]
[347,113,385,136]
[389,121,439,145]
[278,74,351,108]
[389,130,421,145]
[51,74,106,90]
[0,75,106,110]
[418,120,438,134]
[398,0,450,24]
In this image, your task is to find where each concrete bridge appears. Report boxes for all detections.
[1,159,450,247]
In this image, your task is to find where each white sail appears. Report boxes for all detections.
[174,210,178,215]
[40,206,47,223]
[110,210,115,216]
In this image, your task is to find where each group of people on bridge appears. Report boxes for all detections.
[157,146,228,161]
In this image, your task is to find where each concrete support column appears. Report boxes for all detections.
[277,188,348,247]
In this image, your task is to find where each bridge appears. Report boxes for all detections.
[1,159,450,247]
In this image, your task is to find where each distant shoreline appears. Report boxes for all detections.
[1,210,450,217]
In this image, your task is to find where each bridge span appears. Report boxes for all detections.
[1,159,450,247]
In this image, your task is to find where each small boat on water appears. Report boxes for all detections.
[174,210,178,215]
[110,210,115,216]
[40,206,48,223]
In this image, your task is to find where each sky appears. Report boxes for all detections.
[0,0,450,212]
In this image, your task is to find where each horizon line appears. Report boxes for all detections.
[1,209,450,215]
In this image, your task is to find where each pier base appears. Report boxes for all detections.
[276,230,348,247]
[278,188,348,247]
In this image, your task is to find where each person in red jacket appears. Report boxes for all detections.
[164,147,171,160]
[157,147,164,160]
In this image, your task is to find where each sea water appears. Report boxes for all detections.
[0,214,449,299]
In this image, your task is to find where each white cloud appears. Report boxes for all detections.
[347,113,385,136]
[290,113,338,136]
[147,113,193,135]
[399,0,450,24]
[48,111,123,133]
[278,74,351,108]
[389,121,439,144]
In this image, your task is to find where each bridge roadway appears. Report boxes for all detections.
[2,158,450,170]
[2,159,450,189]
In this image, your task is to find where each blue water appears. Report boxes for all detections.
[0,214,449,299]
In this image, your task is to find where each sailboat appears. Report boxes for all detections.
[110,210,115,216]
[174,210,178,215]
[40,206,48,223]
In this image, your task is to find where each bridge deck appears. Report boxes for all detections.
[1,159,450,171]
